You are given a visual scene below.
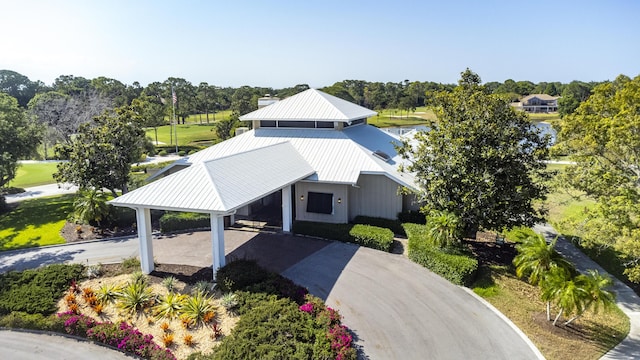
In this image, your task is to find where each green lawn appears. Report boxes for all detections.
[146,123,219,146]
[8,162,59,188]
[544,163,596,235]
[368,108,434,128]
[473,266,628,359]
[183,110,233,124]
[528,112,561,123]
[0,195,74,250]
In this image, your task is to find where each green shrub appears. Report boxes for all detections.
[159,211,210,233]
[208,295,323,360]
[403,223,478,286]
[292,221,353,242]
[106,206,137,229]
[188,150,198,155]
[502,226,538,243]
[1,186,25,195]
[349,224,394,252]
[155,145,203,154]
[0,264,85,315]
[158,150,168,156]
[0,312,65,332]
[177,150,186,156]
[353,215,405,235]
[215,260,275,293]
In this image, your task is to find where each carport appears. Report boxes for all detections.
[109,142,315,280]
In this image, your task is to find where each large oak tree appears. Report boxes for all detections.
[398,69,551,235]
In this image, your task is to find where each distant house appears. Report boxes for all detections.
[109,89,419,276]
[512,94,559,113]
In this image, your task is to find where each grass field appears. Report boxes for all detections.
[0,195,73,250]
[528,112,561,123]
[8,162,59,188]
[474,266,629,359]
[146,123,219,146]
[368,107,434,128]
[183,110,233,124]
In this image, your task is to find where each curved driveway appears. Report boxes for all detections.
[0,230,541,359]
[283,241,540,359]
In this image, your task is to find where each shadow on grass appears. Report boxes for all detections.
[0,194,75,250]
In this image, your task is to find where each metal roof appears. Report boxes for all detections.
[186,125,417,189]
[109,142,315,213]
[239,88,377,122]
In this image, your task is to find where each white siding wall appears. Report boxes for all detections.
[348,174,402,221]
[295,182,349,224]
[403,193,422,212]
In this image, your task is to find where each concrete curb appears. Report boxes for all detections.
[462,287,546,360]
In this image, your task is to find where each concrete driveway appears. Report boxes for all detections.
[0,230,541,359]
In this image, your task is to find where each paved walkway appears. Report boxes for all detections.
[0,229,542,359]
[534,224,640,360]
[0,330,135,360]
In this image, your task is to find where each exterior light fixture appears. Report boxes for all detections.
[337,198,342,204]
[300,195,304,201]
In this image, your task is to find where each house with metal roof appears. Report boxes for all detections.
[511,94,559,113]
[110,88,419,278]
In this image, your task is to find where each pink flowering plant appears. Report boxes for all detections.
[298,295,356,360]
[57,311,175,360]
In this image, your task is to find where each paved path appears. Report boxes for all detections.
[0,230,542,359]
[284,241,541,359]
[534,224,640,360]
[0,330,135,360]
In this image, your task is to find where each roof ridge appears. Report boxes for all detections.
[200,161,227,210]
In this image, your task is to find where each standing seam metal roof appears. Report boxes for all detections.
[239,88,377,122]
[109,142,315,212]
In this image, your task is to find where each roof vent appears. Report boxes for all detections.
[372,150,391,162]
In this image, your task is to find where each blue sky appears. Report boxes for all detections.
[1,0,638,88]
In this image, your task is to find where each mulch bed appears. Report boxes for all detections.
[464,231,517,267]
[100,262,213,285]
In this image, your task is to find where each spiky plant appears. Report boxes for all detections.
[117,281,154,315]
[96,283,121,305]
[153,292,186,320]
[161,276,177,292]
[192,281,212,295]
[130,271,148,285]
[182,291,216,326]
[220,292,239,315]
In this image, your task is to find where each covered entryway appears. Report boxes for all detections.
[109,142,315,280]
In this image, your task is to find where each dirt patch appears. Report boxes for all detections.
[60,222,137,243]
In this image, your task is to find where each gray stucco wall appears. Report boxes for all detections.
[295,182,349,224]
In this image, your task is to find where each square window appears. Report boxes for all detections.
[306,192,333,214]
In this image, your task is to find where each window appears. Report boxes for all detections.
[316,121,334,128]
[260,120,276,127]
[306,192,333,214]
[278,121,315,128]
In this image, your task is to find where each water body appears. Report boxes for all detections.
[383,122,556,144]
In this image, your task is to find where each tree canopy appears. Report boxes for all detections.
[54,106,152,197]
[0,93,42,201]
[398,69,552,235]
[557,74,640,282]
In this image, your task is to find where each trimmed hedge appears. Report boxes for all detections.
[349,224,394,252]
[159,211,210,233]
[292,221,395,252]
[353,215,404,235]
[292,221,353,242]
[403,223,478,286]
[0,264,85,315]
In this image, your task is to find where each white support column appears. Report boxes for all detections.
[135,207,154,274]
[282,185,292,232]
[211,214,226,281]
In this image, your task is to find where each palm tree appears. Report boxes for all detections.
[540,265,573,321]
[513,234,574,286]
[563,269,615,325]
[73,189,110,228]
[426,210,461,248]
